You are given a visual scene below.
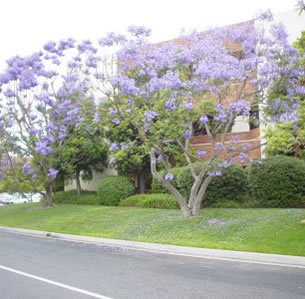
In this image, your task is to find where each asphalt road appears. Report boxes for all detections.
[0,231,304,299]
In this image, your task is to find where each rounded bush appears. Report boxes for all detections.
[97,176,135,206]
[119,193,178,209]
[248,156,305,208]
[204,165,248,206]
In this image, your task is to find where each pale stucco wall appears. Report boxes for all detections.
[64,168,118,192]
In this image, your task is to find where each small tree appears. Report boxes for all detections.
[57,99,108,195]
[0,39,98,206]
[95,17,301,217]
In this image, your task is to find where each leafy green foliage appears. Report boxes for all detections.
[203,165,248,206]
[119,193,178,209]
[248,156,305,207]
[52,190,99,205]
[56,99,108,192]
[265,31,305,158]
[0,157,44,193]
[97,176,135,206]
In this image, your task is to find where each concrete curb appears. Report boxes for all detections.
[1,225,305,268]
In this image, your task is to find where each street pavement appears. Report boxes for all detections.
[0,230,304,299]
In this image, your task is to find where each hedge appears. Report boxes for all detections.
[248,156,305,208]
[52,190,100,205]
[119,193,178,209]
[97,175,135,206]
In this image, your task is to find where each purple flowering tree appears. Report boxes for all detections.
[96,17,302,217]
[0,39,98,205]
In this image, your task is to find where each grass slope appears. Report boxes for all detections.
[0,204,304,256]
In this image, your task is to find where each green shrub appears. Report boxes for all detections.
[248,156,305,208]
[203,165,248,206]
[52,190,99,205]
[151,167,184,194]
[97,176,135,206]
[119,193,178,209]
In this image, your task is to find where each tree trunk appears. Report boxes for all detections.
[76,170,81,196]
[138,173,146,194]
[190,176,213,216]
[149,151,192,218]
[43,184,53,207]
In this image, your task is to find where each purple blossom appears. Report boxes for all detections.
[99,32,126,47]
[109,143,118,152]
[214,105,227,123]
[164,98,176,111]
[208,171,222,177]
[43,41,57,53]
[239,152,248,164]
[164,173,174,181]
[93,112,100,123]
[112,118,120,125]
[4,89,15,97]
[108,107,117,115]
[185,101,193,111]
[48,168,58,180]
[35,142,52,155]
[127,25,151,37]
[200,115,208,124]
[144,110,157,122]
[256,9,274,22]
[183,129,192,139]
[29,127,38,136]
[197,149,206,158]
[217,160,232,168]
[109,75,139,95]
[22,163,36,176]
[296,86,305,95]
[214,143,225,152]
[228,100,250,116]
[29,114,37,121]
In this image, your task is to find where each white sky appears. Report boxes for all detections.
[0,0,298,68]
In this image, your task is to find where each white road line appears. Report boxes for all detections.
[0,264,113,299]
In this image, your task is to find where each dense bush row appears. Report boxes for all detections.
[152,156,305,208]
[52,190,100,205]
[55,156,305,209]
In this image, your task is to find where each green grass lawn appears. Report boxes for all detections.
[0,203,304,256]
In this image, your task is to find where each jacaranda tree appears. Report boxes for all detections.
[95,14,303,217]
[0,39,98,205]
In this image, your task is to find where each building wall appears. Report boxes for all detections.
[64,168,117,192]
[191,128,261,165]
